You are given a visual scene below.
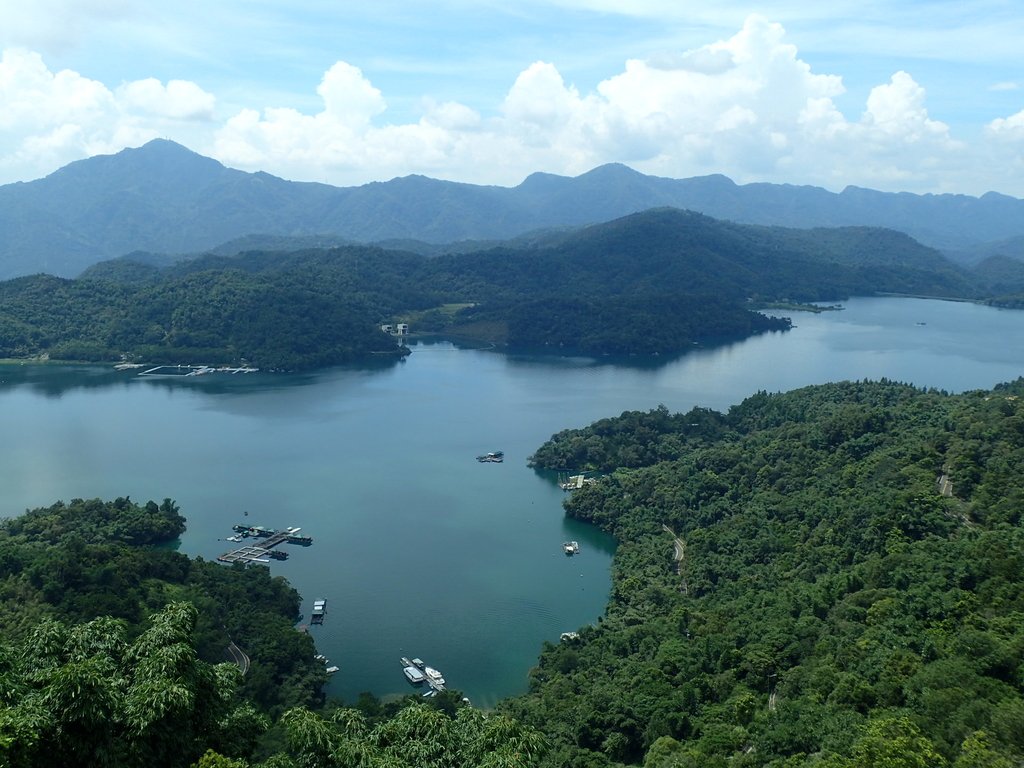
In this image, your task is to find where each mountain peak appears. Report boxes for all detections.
[577,162,646,182]
[46,139,226,186]
[136,138,205,157]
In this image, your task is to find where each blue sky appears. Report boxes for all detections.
[1,0,1023,195]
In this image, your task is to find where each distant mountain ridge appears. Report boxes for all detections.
[2,139,1023,279]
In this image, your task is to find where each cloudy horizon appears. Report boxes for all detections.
[2,2,1023,196]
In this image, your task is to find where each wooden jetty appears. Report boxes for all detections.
[217,525,312,564]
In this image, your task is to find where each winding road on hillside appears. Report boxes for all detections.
[662,524,689,596]
[227,641,250,675]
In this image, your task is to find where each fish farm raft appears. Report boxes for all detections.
[218,525,313,564]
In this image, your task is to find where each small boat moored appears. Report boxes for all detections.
[402,657,446,689]
[423,666,445,685]
[563,541,580,555]
[476,451,504,463]
[310,599,327,625]
[403,666,426,684]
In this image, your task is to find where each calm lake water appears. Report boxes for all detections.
[2,296,1023,707]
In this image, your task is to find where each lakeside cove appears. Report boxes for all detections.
[3,297,1024,706]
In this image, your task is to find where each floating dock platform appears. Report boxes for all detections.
[139,364,259,377]
[401,657,446,692]
[218,525,313,564]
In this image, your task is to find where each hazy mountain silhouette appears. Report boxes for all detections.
[2,139,1022,279]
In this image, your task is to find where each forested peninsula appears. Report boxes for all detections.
[0,208,984,369]
[3,379,1023,767]
[511,379,1024,767]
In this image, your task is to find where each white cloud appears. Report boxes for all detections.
[989,81,1020,92]
[648,47,735,75]
[117,78,215,120]
[3,15,1024,196]
[988,109,1024,137]
[0,47,215,181]
[212,64,394,179]
[317,62,386,128]
[862,71,950,140]
[0,49,114,130]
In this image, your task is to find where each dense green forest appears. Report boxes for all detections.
[511,380,1024,767]
[2,208,994,367]
[0,498,326,719]
[0,257,412,370]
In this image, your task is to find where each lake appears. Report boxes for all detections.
[2,296,1023,707]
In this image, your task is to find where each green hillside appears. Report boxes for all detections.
[0,208,983,367]
[512,380,1024,767]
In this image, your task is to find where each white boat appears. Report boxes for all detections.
[403,665,426,684]
[423,666,445,685]
[563,540,580,555]
[325,665,340,674]
[310,599,327,624]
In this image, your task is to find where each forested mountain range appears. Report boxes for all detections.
[0,208,984,368]
[3,139,1024,279]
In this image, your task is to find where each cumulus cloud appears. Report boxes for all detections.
[862,71,950,140]
[117,78,215,120]
[212,63,394,178]
[0,49,114,130]
[0,47,216,181]
[647,47,735,75]
[4,15,1024,195]
[988,109,1024,136]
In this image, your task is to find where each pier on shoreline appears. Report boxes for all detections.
[217,525,312,564]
